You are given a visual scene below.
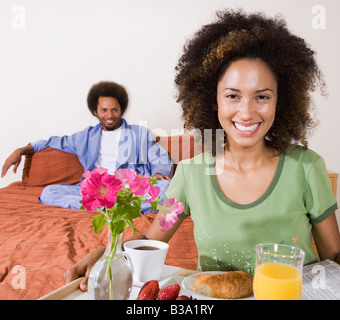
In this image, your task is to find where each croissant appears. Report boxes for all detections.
[193,271,253,299]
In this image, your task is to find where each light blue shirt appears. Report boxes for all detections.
[31,118,173,178]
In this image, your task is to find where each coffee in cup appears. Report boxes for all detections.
[123,239,169,283]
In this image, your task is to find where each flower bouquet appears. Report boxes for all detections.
[80,167,183,299]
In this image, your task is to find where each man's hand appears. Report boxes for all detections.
[152,173,171,181]
[1,144,34,178]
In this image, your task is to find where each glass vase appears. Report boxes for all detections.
[87,226,133,300]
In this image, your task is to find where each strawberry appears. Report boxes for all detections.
[157,284,181,300]
[137,280,159,300]
[176,295,191,300]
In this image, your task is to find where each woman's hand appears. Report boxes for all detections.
[63,247,105,291]
[64,234,148,291]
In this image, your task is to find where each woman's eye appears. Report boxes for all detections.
[226,94,238,99]
[257,95,269,100]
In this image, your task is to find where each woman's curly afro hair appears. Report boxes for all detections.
[175,9,326,155]
[87,81,129,116]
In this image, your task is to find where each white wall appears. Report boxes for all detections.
[1,0,339,224]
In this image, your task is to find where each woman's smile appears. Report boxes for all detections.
[233,121,261,135]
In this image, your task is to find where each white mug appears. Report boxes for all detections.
[123,239,169,284]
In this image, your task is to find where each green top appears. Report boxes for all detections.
[165,146,337,275]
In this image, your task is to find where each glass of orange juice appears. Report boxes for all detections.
[253,243,305,300]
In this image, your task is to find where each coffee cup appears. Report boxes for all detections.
[123,239,169,284]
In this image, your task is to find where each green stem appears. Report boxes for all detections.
[105,232,119,300]
[96,208,111,221]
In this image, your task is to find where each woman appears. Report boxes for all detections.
[65,10,340,289]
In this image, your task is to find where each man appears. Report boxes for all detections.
[1,81,173,213]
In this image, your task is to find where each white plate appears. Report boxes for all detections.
[182,271,254,300]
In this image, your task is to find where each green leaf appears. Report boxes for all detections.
[148,176,158,185]
[79,200,85,210]
[131,199,141,213]
[149,196,160,212]
[92,214,107,233]
[125,219,136,234]
[113,198,141,221]
[110,219,126,236]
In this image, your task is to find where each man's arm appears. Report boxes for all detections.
[1,144,34,178]
[146,132,173,178]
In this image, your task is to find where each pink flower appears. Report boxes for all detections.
[158,198,184,231]
[147,185,160,201]
[80,167,122,211]
[115,169,160,201]
[129,175,151,196]
[114,169,136,188]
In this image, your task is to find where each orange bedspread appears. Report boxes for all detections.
[0,182,107,299]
